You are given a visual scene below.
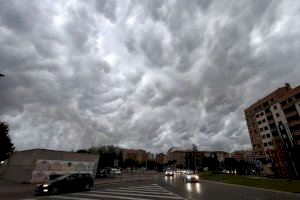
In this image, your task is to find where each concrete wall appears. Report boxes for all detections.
[2,149,99,183]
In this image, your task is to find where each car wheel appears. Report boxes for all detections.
[51,187,58,195]
[84,183,91,191]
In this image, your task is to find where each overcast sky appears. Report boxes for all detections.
[0,0,300,153]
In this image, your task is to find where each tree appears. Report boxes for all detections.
[0,122,14,161]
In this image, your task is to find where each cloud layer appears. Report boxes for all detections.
[1,0,300,153]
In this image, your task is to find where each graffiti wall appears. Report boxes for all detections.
[31,159,95,182]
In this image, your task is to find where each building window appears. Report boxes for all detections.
[264,143,268,147]
[266,134,270,138]
[263,102,269,107]
[260,128,264,132]
[276,113,280,117]
[267,116,272,120]
[268,142,272,146]
[258,121,261,125]
[260,112,264,116]
[281,100,287,106]
[262,135,266,139]
[256,114,260,118]
[262,119,266,123]
[295,93,300,99]
[264,126,269,130]
[288,97,293,102]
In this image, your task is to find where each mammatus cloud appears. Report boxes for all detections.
[0,0,300,153]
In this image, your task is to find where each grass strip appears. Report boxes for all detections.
[199,172,300,193]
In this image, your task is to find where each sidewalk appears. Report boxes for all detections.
[0,180,36,200]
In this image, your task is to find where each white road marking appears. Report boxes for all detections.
[103,188,172,194]
[87,191,184,199]
[22,199,38,200]
[71,193,151,200]
[153,184,188,200]
[47,196,95,200]
[37,184,186,200]
[109,188,168,192]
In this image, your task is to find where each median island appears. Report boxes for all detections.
[199,171,300,193]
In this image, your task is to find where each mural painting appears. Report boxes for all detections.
[31,160,95,182]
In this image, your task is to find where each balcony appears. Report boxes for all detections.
[285,110,298,118]
[289,120,300,127]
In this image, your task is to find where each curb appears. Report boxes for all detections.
[200,179,300,197]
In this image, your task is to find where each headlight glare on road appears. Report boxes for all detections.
[42,184,49,187]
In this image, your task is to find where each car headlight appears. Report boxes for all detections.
[195,175,199,179]
[42,184,49,187]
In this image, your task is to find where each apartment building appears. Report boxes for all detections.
[244,83,300,177]
[166,147,186,166]
[122,149,148,164]
[215,151,230,162]
[155,153,165,165]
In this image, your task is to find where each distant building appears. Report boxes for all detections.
[231,150,254,162]
[166,147,186,167]
[147,152,155,160]
[155,153,165,165]
[215,151,230,162]
[122,149,148,164]
[244,83,300,177]
[0,149,99,183]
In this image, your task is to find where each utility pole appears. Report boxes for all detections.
[146,144,148,171]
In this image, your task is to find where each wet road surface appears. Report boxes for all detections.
[25,173,300,200]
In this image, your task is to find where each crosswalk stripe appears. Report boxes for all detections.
[48,196,95,200]
[103,188,172,194]
[118,185,161,188]
[108,188,168,192]
[86,191,184,199]
[70,193,151,200]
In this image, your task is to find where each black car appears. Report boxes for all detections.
[35,173,94,195]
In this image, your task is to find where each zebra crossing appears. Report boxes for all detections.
[35,184,186,200]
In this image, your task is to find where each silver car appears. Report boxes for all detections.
[184,171,199,182]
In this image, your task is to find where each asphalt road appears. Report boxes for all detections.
[26,174,300,200]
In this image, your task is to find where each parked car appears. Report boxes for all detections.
[96,168,116,178]
[35,173,94,195]
[111,168,122,175]
[183,171,199,182]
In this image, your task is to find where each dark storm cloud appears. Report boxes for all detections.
[0,0,299,153]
